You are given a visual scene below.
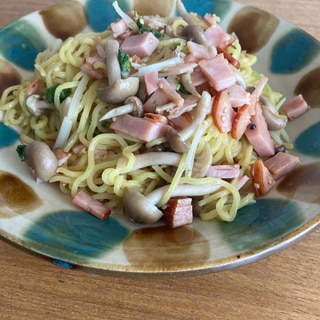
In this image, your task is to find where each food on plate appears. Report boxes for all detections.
[0,1,308,227]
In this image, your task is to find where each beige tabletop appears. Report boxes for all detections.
[0,1,319,319]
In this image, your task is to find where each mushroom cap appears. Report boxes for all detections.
[124,96,144,117]
[261,105,287,131]
[25,141,58,182]
[181,24,209,45]
[97,77,140,105]
[26,94,54,117]
[166,126,190,153]
[192,142,213,177]
[122,189,163,224]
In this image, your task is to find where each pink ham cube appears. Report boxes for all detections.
[121,32,159,58]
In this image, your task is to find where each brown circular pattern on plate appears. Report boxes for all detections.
[0,171,43,218]
[39,1,88,40]
[227,6,280,53]
[277,163,320,204]
[133,0,175,17]
[123,225,210,268]
[0,58,21,96]
[295,67,320,108]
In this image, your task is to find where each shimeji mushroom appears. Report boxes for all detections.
[24,141,58,182]
[122,183,222,224]
[176,0,197,26]
[191,142,213,177]
[166,91,211,153]
[261,105,287,131]
[99,96,144,121]
[177,0,216,53]
[26,94,55,117]
[259,95,287,131]
[181,24,211,46]
[97,39,139,104]
[117,151,181,172]
[122,189,163,224]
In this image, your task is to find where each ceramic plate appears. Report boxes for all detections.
[0,0,319,277]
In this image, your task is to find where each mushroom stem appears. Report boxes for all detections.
[122,189,163,224]
[112,1,139,33]
[117,152,181,172]
[176,0,196,25]
[99,96,143,121]
[192,142,213,177]
[178,91,211,141]
[155,102,176,114]
[105,39,121,85]
[99,104,135,121]
[260,95,276,113]
[26,94,55,117]
[181,72,201,98]
[166,91,211,153]
[146,183,221,207]
[131,56,182,77]
[261,105,287,131]
[98,40,140,105]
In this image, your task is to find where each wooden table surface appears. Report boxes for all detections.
[0,1,319,319]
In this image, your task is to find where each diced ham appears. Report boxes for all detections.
[211,89,236,133]
[164,62,198,76]
[162,197,193,228]
[205,25,231,48]
[72,190,111,220]
[190,69,208,87]
[199,53,237,91]
[84,56,105,64]
[204,13,219,26]
[250,159,276,197]
[95,36,106,58]
[110,113,169,142]
[53,147,71,166]
[142,16,167,29]
[168,112,192,130]
[143,88,170,113]
[187,41,215,60]
[81,56,106,79]
[26,78,42,97]
[158,78,184,108]
[207,164,240,179]
[228,84,250,109]
[110,19,130,38]
[72,143,86,154]
[144,71,159,95]
[121,32,159,58]
[168,94,199,119]
[235,175,250,190]
[94,148,108,160]
[44,139,56,149]
[245,103,275,157]
[264,152,300,180]
[281,94,309,120]
[144,113,168,124]
[130,54,144,65]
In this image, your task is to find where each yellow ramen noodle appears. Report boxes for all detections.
[0,10,289,222]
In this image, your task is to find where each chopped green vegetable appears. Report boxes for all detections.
[118,48,131,76]
[16,145,27,162]
[45,84,71,104]
[135,13,164,38]
[175,79,190,95]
